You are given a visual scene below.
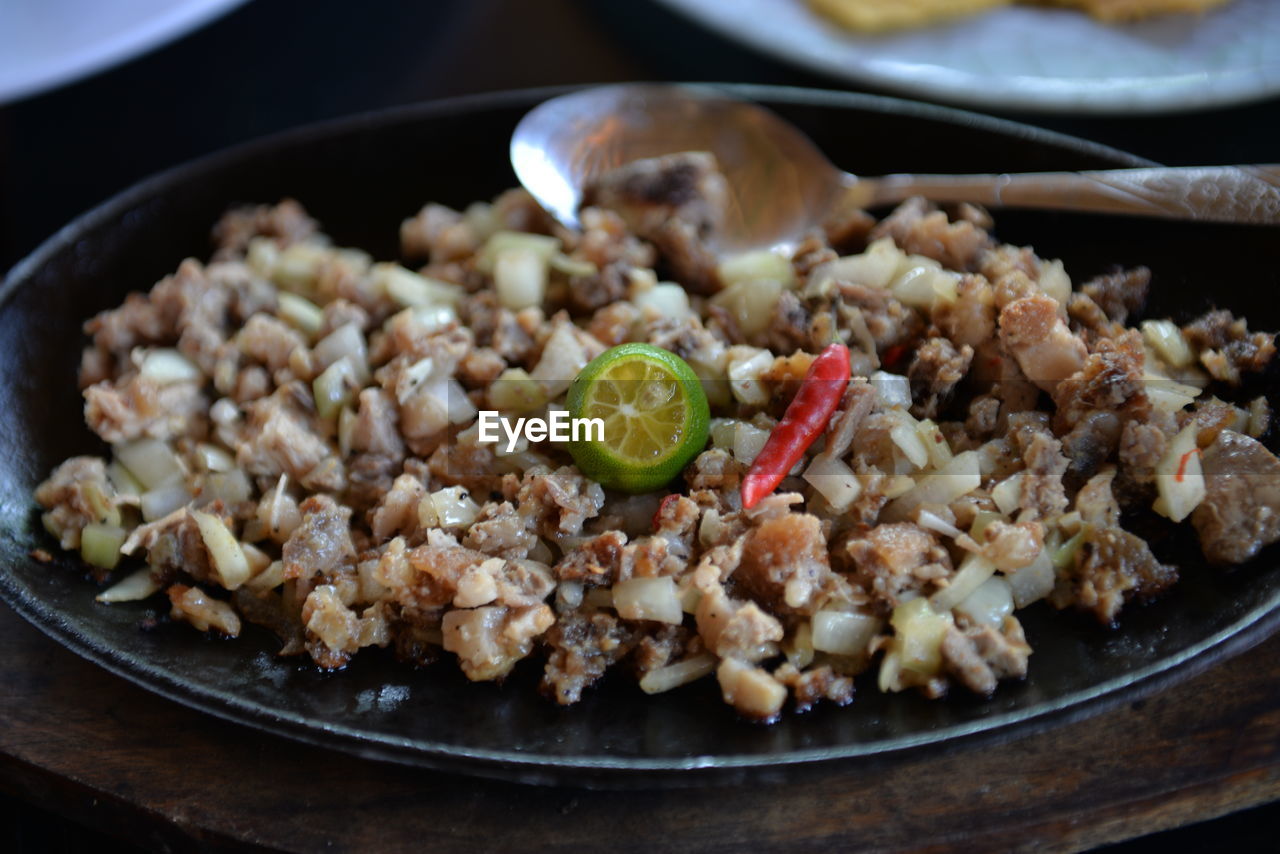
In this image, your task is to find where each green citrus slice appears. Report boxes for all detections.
[566,343,710,493]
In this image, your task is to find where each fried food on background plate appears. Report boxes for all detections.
[808,0,1234,32]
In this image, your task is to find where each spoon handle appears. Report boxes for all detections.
[854,165,1280,225]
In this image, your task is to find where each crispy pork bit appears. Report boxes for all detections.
[998,294,1087,392]
[443,604,554,682]
[1050,526,1177,626]
[940,617,1031,695]
[168,584,241,636]
[846,523,953,612]
[1183,310,1277,385]
[1192,431,1280,565]
[736,513,835,615]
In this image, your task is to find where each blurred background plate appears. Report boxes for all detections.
[653,0,1280,114]
[0,0,248,105]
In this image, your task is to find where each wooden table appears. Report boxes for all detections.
[2,600,1278,853]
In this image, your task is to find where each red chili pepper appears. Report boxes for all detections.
[882,344,907,370]
[653,493,679,530]
[1175,448,1200,483]
[740,342,851,510]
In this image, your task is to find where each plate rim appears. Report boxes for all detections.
[6,83,1277,786]
[0,0,249,106]
[651,0,1280,115]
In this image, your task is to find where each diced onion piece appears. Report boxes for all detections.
[931,553,997,612]
[1038,258,1071,306]
[882,451,981,522]
[411,304,459,334]
[716,658,786,720]
[494,247,548,310]
[639,653,717,694]
[710,278,783,337]
[783,620,815,668]
[529,324,588,398]
[717,249,795,289]
[1153,423,1205,523]
[709,418,736,449]
[313,323,369,380]
[549,252,597,278]
[916,419,953,470]
[969,510,1004,541]
[633,282,692,320]
[890,261,956,311]
[917,508,963,540]
[488,367,547,413]
[890,597,953,677]
[678,577,702,615]
[140,484,192,522]
[96,568,160,603]
[195,443,235,473]
[445,377,477,425]
[374,263,463,307]
[870,370,911,410]
[237,543,270,576]
[463,201,500,241]
[246,559,286,592]
[727,348,773,406]
[806,237,902,296]
[878,649,904,693]
[955,576,1014,627]
[1142,319,1194,368]
[1146,382,1199,414]
[733,422,771,465]
[1006,548,1055,608]
[991,472,1024,516]
[477,230,560,274]
[275,292,325,337]
[811,610,880,657]
[80,523,127,570]
[312,356,360,420]
[204,470,252,505]
[190,509,252,590]
[272,242,330,291]
[82,481,121,527]
[890,419,930,469]
[246,236,279,277]
[138,348,201,384]
[337,406,357,458]
[106,461,144,498]
[612,576,683,625]
[1052,529,1085,570]
[425,486,480,529]
[115,438,185,489]
[804,454,862,512]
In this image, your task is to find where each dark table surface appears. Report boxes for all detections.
[2,1,1278,851]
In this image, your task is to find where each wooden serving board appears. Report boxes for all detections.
[1,601,1278,853]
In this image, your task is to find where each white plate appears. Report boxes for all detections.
[0,0,248,105]
[654,0,1280,114]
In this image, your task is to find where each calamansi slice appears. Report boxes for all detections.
[566,343,710,493]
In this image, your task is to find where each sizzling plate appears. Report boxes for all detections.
[2,85,1279,786]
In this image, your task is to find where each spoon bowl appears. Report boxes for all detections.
[512,84,1280,253]
[510,83,849,253]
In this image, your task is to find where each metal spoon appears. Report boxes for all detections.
[511,84,1280,254]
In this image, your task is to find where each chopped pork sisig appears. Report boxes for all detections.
[34,152,1280,722]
